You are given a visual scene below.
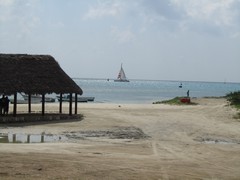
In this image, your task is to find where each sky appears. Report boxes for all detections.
[0,0,240,83]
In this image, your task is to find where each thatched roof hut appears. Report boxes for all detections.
[0,54,82,95]
[0,53,83,118]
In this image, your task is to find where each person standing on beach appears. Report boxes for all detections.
[3,96,10,115]
[1,95,6,115]
[187,90,190,97]
[0,96,2,115]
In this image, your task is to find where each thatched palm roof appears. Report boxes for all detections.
[0,54,83,95]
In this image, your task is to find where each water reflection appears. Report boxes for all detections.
[0,133,67,143]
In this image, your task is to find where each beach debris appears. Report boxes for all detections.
[194,136,240,145]
[180,97,191,103]
[64,126,149,140]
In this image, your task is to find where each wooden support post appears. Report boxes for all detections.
[69,93,72,116]
[75,93,78,114]
[59,93,62,114]
[13,93,17,117]
[42,94,45,116]
[28,94,31,113]
[27,134,30,143]
[13,134,16,143]
[41,134,44,143]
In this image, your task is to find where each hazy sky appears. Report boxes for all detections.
[1,0,240,82]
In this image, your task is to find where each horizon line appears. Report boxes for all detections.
[71,77,240,84]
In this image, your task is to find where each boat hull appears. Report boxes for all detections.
[57,96,95,102]
[22,94,56,103]
[114,79,130,82]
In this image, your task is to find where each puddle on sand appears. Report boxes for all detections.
[0,133,68,143]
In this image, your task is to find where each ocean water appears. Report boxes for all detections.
[74,79,240,104]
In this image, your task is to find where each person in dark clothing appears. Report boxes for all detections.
[3,96,10,115]
[187,90,190,97]
[0,96,2,115]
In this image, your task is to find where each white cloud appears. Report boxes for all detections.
[0,0,14,6]
[0,0,14,22]
[231,31,240,38]
[83,1,123,20]
[81,0,240,39]
[135,0,240,36]
[173,0,239,27]
[140,0,183,21]
[111,26,135,43]
[0,0,40,37]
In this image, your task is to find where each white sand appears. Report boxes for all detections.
[0,98,240,179]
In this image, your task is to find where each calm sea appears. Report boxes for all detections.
[74,79,240,104]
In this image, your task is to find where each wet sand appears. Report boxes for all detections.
[0,98,240,179]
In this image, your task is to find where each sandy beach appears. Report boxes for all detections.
[0,98,240,179]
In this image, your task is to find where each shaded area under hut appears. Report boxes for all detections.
[0,53,83,122]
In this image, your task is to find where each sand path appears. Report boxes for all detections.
[0,98,240,179]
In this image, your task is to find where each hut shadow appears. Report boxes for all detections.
[0,113,84,127]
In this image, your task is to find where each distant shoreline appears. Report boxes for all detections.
[72,77,240,84]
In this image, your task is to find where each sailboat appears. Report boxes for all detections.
[114,64,130,82]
